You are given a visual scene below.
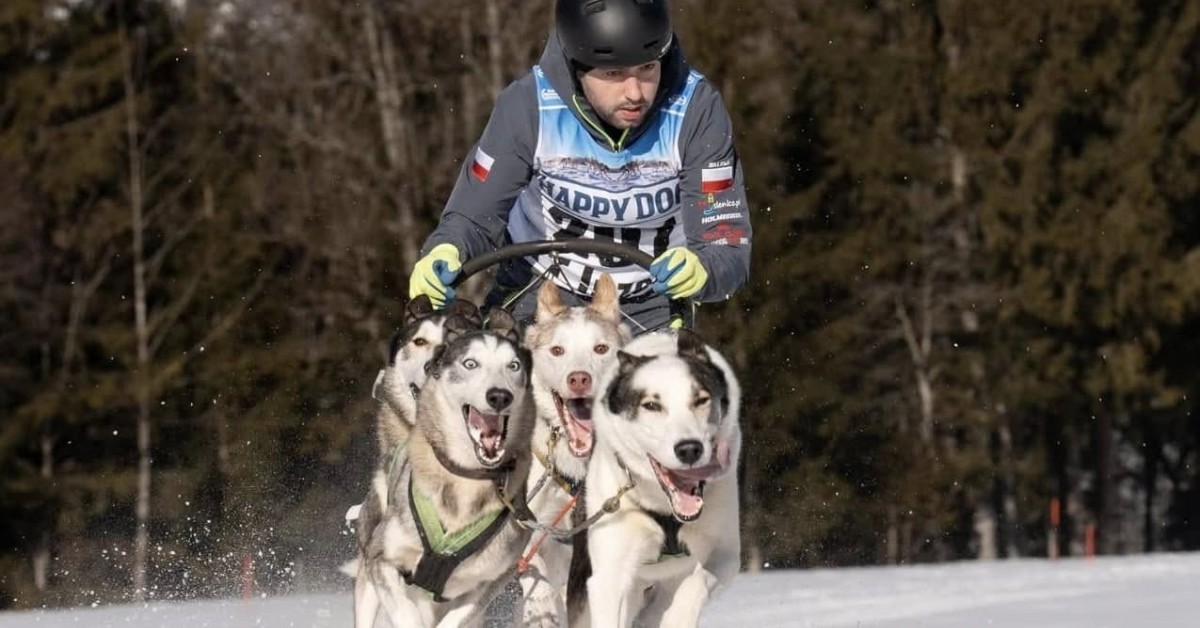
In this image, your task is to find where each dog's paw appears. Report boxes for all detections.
[522,595,566,628]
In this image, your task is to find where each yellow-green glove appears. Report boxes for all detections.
[408,243,461,308]
[649,247,708,299]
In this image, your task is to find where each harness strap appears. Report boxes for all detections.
[531,427,583,498]
[405,480,511,601]
[385,439,409,485]
[516,493,579,575]
[647,511,690,560]
[429,441,516,481]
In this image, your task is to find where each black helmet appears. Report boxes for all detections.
[555,0,673,68]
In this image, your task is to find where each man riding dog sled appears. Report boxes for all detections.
[353,0,753,625]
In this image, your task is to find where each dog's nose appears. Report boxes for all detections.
[486,387,513,411]
[567,371,592,395]
[674,439,704,465]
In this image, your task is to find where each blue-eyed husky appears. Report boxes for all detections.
[583,329,742,628]
[349,297,481,580]
[354,309,536,628]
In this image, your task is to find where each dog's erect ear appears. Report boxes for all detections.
[443,313,479,345]
[607,350,651,414]
[588,273,620,321]
[445,299,482,327]
[616,350,651,374]
[404,294,436,326]
[386,329,405,366]
[486,308,521,344]
[425,344,448,379]
[536,279,567,322]
[676,329,710,363]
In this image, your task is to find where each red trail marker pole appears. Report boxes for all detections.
[241,553,255,600]
[1048,498,1061,560]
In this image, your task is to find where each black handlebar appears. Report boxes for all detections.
[453,239,655,285]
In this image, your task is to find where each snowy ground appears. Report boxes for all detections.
[2,552,1198,627]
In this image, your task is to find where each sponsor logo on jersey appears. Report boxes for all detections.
[701,223,747,245]
[702,198,741,214]
[701,211,744,225]
[537,175,680,224]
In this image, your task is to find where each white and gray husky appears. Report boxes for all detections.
[373,296,482,456]
[519,274,630,627]
[354,308,536,628]
[583,329,742,628]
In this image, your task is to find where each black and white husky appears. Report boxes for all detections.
[519,274,630,627]
[583,329,742,628]
[354,309,536,628]
[350,296,481,569]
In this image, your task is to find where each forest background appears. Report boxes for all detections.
[2,0,1199,608]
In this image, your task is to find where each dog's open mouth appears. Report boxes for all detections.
[552,392,594,457]
[463,405,509,466]
[648,456,725,522]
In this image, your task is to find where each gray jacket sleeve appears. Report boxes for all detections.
[677,81,752,303]
[420,75,537,259]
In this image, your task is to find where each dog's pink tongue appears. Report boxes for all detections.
[563,399,594,457]
[671,488,704,519]
[469,408,504,455]
[666,470,705,519]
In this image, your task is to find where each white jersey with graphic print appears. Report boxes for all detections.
[505,66,703,299]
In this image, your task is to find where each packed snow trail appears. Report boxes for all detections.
[2,552,1198,627]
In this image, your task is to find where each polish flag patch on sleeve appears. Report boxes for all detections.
[470,147,495,182]
[700,163,734,193]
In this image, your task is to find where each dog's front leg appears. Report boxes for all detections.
[353,560,381,628]
[434,575,512,628]
[520,543,570,628]
[373,567,432,628]
[657,563,721,628]
[587,514,657,628]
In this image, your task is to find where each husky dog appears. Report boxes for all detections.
[374,296,483,455]
[519,274,630,627]
[351,297,482,566]
[583,329,742,628]
[354,309,536,628]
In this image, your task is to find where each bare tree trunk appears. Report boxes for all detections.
[997,421,1021,557]
[973,504,998,560]
[896,282,936,446]
[362,0,420,271]
[1095,408,1115,555]
[459,9,478,148]
[120,18,152,601]
[486,0,504,97]
[1143,428,1159,552]
[34,344,53,592]
[886,504,899,564]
